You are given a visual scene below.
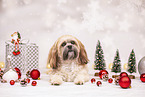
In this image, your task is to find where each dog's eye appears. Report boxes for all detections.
[71,41,75,45]
[61,42,66,47]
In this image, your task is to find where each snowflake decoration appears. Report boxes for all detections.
[119,0,145,12]
[82,1,106,33]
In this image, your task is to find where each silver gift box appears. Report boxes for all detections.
[5,43,39,73]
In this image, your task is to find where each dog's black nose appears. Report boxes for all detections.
[67,45,72,49]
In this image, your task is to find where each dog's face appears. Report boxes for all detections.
[48,35,89,69]
[58,37,79,61]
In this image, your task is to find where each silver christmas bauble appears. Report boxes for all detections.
[138,56,145,75]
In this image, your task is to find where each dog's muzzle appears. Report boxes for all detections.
[63,45,78,60]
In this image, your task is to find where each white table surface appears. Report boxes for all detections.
[0,70,145,97]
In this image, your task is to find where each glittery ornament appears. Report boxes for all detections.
[96,81,102,86]
[3,56,18,82]
[115,76,120,85]
[30,69,40,80]
[26,78,30,83]
[20,79,27,87]
[32,81,37,86]
[119,76,131,89]
[99,70,108,79]
[26,71,31,78]
[140,73,145,82]
[120,72,128,78]
[138,57,145,75]
[91,78,96,83]
[10,80,15,85]
[108,78,113,83]
[102,74,108,81]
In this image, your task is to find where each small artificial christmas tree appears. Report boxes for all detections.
[94,40,106,70]
[127,49,136,79]
[111,49,121,78]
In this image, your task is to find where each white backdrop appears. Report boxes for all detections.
[0,0,145,73]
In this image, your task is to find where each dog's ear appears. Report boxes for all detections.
[47,42,59,69]
[78,40,89,65]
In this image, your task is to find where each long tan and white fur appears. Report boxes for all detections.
[47,35,89,85]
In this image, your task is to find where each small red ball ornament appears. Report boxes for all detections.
[99,70,108,79]
[32,81,37,86]
[26,78,30,83]
[119,76,131,89]
[30,69,40,80]
[91,78,96,83]
[96,81,102,86]
[108,78,113,83]
[10,80,15,85]
[140,73,145,82]
[120,72,128,78]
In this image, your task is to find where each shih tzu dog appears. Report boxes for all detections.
[47,35,89,85]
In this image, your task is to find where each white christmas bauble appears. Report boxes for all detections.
[138,56,145,75]
[3,69,18,82]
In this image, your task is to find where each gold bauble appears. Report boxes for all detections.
[124,63,128,70]
[0,62,5,68]
[46,64,51,69]
[92,64,95,69]
[109,63,113,69]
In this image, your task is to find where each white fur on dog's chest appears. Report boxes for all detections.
[60,62,81,82]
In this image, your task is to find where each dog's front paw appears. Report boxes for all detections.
[50,75,63,85]
[74,77,84,85]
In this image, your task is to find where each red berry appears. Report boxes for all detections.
[13,52,17,56]
[108,78,113,83]
[140,73,145,82]
[26,78,30,83]
[96,81,102,86]
[32,81,37,86]
[91,78,96,83]
[10,80,15,85]
[16,51,20,55]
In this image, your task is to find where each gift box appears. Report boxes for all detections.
[5,42,39,73]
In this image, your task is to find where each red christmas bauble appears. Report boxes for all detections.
[30,69,40,80]
[119,76,131,89]
[140,73,145,82]
[108,78,113,83]
[91,78,96,83]
[120,72,128,78]
[99,70,108,79]
[32,81,37,86]
[14,67,21,79]
[10,80,15,85]
[96,81,102,86]
[26,78,30,83]
[14,67,20,72]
